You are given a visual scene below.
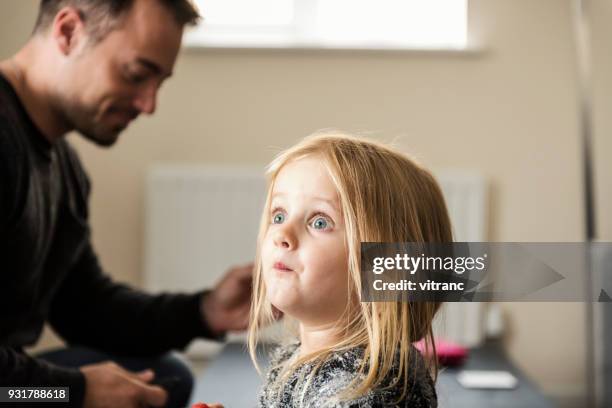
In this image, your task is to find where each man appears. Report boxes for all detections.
[0,1,252,407]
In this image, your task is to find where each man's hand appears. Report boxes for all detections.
[81,361,167,408]
[201,263,253,336]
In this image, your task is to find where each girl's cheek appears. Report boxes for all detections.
[260,241,273,279]
[262,230,275,255]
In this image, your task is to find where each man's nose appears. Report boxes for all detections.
[273,224,297,250]
[133,86,158,115]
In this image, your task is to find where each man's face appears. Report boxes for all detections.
[54,0,183,146]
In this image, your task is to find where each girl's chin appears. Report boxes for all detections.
[268,293,304,318]
[269,297,299,315]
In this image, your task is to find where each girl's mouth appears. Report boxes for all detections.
[273,261,293,272]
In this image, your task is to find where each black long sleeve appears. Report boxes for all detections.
[0,108,87,405]
[48,241,219,356]
[0,72,221,406]
[0,348,86,407]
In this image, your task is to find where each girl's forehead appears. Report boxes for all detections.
[270,157,341,207]
[273,158,333,189]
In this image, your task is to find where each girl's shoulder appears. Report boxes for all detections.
[263,340,301,385]
[260,343,437,408]
[312,345,437,407]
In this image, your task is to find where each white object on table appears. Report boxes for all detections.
[457,370,519,389]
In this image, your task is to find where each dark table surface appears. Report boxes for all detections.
[435,340,557,408]
[191,340,558,408]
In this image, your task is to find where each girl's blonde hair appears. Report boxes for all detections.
[248,131,453,403]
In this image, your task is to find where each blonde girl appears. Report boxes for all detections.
[249,132,452,407]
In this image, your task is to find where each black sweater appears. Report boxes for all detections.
[259,342,437,407]
[0,73,218,407]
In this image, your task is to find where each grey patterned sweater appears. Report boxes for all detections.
[258,342,437,408]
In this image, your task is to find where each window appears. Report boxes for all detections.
[185,0,468,50]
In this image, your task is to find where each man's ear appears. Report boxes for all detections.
[52,7,86,55]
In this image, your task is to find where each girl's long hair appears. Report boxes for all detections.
[248,131,453,403]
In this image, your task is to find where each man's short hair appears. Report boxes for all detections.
[34,0,201,41]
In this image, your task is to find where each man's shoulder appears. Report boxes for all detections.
[0,77,34,164]
[0,113,27,178]
[0,73,26,135]
[0,111,29,225]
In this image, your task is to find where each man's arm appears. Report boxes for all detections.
[48,241,223,356]
[48,140,255,357]
[0,347,86,407]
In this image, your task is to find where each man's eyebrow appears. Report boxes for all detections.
[136,58,172,78]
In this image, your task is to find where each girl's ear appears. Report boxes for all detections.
[52,7,86,55]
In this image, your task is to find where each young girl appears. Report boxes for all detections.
[248,132,453,407]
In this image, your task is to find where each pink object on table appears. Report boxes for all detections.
[414,338,468,367]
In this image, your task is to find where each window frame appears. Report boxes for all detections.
[184,0,474,52]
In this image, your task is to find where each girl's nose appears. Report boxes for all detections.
[273,226,297,250]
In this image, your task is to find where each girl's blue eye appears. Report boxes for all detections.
[312,216,329,230]
[272,212,285,224]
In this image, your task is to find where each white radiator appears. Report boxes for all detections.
[434,171,489,347]
[144,165,490,357]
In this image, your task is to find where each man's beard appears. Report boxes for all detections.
[56,95,125,147]
[78,122,122,147]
